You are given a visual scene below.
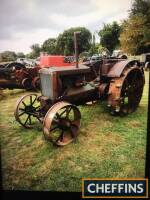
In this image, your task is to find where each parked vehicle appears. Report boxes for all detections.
[140,53,150,70]
[111,50,128,59]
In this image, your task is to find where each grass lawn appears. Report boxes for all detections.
[0,71,149,191]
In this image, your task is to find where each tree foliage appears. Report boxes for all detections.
[56,27,92,55]
[89,43,103,55]
[0,51,17,62]
[29,43,41,58]
[41,38,57,54]
[120,0,150,54]
[120,15,149,54]
[98,21,121,53]
[130,0,150,17]
[16,52,25,58]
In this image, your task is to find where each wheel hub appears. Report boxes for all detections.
[25,105,36,114]
[58,118,71,130]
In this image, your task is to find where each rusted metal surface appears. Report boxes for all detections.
[107,60,140,78]
[32,76,40,90]
[74,31,81,68]
[0,63,39,90]
[101,63,113,76]
[107,66,144,114]
[43,101,81,146]
[99,83,109,96]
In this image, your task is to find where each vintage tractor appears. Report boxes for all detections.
[0,62,39,90]
[14,32,145,146]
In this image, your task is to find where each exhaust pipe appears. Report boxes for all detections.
[74,31,81,68]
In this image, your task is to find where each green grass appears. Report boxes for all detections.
[0,71,149,191]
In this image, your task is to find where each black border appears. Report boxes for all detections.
[145,69,150,186]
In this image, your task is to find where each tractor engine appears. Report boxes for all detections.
[39,65,98,105]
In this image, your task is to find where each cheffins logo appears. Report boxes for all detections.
[82,178,148,198]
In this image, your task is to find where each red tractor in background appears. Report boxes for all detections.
[40,54,75,68]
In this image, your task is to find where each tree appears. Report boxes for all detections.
[41,38,57,54]
[16,52,25,58]
[30,43,41,58]
[130,0,150,17]
[89,43,102,56]
[56,27,92,55]
[89,33,96,55]
[98,46,110,56]
[120,15,149,54]
[98,21,121,53]
[120,0,150,54]
[0,51,17,62]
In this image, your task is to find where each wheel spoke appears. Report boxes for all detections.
[66,107,72,119]
[19,108,25,111]
[30,95,32,105]
[34,105,40,110]
[36,117,43,123]
[31,97,37,105]
[19,111,25,117]
[56,113,60,118]
[57,130,64,142]
[29,115,32,125]
[22,101,26,107]
[24,115,30,125]
[50,125,59,132]
[70,124,78,138]
[59,108,67,117]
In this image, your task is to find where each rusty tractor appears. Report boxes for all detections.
[14,32,145,146]
[0,62,40,90]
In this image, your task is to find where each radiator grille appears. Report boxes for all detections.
[40,73,54,100]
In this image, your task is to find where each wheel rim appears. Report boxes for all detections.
[32,77,40,90]
[120,68,144,113]
[43,101,81,146]
[14,94,41,128]
[108,66,144,115]
[22,78,32,89]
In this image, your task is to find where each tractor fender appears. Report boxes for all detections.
[107,60,140,78]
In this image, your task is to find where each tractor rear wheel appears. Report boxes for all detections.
[107,66,145,115]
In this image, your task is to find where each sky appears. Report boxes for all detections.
[0,0,133,54]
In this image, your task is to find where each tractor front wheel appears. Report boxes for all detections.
[14,94,42,128]
[43,101,81,146]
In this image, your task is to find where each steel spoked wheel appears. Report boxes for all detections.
[43,101,81,146]
[108,67,145,115]
[14,94,41,128]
